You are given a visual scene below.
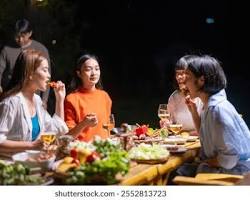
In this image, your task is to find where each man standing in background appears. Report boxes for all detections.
[0,18,50,108]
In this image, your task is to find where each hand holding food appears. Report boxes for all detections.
[83,113,98,127]
[185,95,197,113]
[49,81,66,101]
[48,81,58,88]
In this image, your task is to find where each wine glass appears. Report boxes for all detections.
[158,104,170,120]
[40,132,57,152]
[40,132,56,145]
[158,104,171,128]
[103,114,115,134]
[168,124,183,135]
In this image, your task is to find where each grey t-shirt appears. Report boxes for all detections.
[0,40,51,103]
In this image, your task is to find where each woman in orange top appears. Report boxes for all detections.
[65,54,112,141]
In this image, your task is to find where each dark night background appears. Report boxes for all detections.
[0,0,249,127]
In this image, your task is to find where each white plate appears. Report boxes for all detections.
[169,147,187,153]
[164,137,187,145]
[25,150,41,158]
[41,177,54,185]
[185,136,198,142]
[161,144,179,151]
[12,152,56,170]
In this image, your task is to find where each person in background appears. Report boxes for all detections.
[185,55,250,174]
[160,55,203,133]
[0,18,51,108]
[64,53,112,142]
[0,49,67,156]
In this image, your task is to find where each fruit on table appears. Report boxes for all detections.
[135,125,148,137]
[72,159,80,166]
[78,148,92,155]
[86,152,100,163]
[146,128,155,136]
[56,162,77,173]
[63,156,74,164]
[78,149,92,164]
[63,138,130,185]
[48,81,58,88]
[138,134,146,140]
[70,149,78,159]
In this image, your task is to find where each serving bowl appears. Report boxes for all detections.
[12,151,56,170]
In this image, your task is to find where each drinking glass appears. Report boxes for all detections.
[40,132,56,145]
[158,104,170,120]
[168,124,183,135]
[103,114,115,134]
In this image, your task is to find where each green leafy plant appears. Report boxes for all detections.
[64,139,129,185]
[0,161,43,185]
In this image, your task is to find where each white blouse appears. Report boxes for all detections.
[168,90,203,131]
[0,92,68,143]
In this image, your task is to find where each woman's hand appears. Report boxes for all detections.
[159,119,172,128]
[66,114,98,138]
[53,81,66,102]
[81,113,98,128]
[30,139,43,150]
[185,95,197,113]
[185,95,201,132]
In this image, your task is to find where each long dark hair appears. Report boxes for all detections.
[67,54,103,93]
[0,49,46,101]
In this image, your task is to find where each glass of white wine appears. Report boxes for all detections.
[103,114,115,134]
[158,104,170,120]
[40,132,56,145]
[158,104,171,128]
[168,124,183,135]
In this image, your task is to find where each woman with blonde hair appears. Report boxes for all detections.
[0,49,68,156]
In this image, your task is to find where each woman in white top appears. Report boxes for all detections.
[161,55,203,132]
[0,49,68,155]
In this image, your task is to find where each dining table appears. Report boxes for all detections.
[0,138,201,186]
[120,140,200,185]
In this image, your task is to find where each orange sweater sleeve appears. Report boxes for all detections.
[64,97,77,130]
[106,92,112,117]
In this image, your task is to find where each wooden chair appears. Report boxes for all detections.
[173,173,244,186]
[237,173,250,185]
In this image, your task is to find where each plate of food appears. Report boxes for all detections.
[184,136,199,142]
[12,151,56,170]
[169,146,187,154]
[133,138,163,144]
[0,160,54,185]
[163,137,187,145]
[161,144,179,151]
[131,156,169,164]
[128,143,170,164]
